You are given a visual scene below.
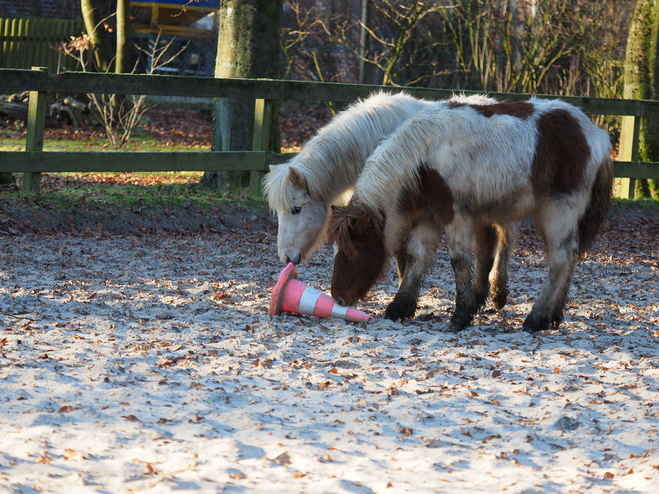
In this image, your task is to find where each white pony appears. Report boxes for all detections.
[328,98,613,333]
[263,91,497,265]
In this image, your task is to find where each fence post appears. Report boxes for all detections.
[249,98,272,196]
[24,66,48,193]
[617,101,643,200]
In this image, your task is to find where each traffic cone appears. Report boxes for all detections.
[269,263,374,324]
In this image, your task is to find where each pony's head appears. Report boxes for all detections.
[327,201,387,306]
[263,164,330,265]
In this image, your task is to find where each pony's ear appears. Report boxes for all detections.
[268,164,278,172]
[288,167,308,191]
[354,212,371,234]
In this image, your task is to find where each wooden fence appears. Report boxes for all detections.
[1,67,658,198]
[0,17,85,73]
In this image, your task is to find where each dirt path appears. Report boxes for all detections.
[0,205,658,493]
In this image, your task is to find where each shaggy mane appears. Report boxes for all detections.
[327,201,385,260]
[263,164,298,214]
[264,91,439,215]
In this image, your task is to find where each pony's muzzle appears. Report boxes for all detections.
[283,252,301,265]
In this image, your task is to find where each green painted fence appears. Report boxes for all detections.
[0,67,658,197]
[0,17,84,73]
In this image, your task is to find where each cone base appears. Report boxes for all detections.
[268,262,298,316]
[268,262,374,324]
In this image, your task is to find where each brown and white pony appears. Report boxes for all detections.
[328,98,613,333]
[263,91,497,265]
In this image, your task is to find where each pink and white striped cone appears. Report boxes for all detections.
[269,262,374,324]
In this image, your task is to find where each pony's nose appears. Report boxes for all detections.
[284,253,301,265]
[335,296,348,306]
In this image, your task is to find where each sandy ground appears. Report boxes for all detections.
[1,205,658,494]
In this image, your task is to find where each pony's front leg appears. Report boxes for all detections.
[489,222,519,310]
[385,223,440,321]
[523,213,579,333]
[446,215,478,332]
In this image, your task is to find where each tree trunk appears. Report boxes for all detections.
[115,0,131,75]
[112,0,132,115]
[620,0,659,198]
[199,0,283,191]
[359,0,371,84]
[80,0,114,72]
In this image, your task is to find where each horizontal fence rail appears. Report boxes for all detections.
[0,151,291,173]
[0,68,657,197]
[3,68,659,115]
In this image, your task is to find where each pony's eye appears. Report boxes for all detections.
[291,206,302,215]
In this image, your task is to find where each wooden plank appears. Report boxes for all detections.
[6,18,17,68]
[15,18,25,69]
[0,18,7,67]
[617,112,640,199]
[3,69,659,117]
[0,151,270,173]
[249,98,272,196]
[23,66,48,193]
[614,161,659,181]
[266,152,296,165]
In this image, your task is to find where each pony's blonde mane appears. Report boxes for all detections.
[263,91,435,214]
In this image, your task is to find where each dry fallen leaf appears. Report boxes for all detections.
[272,452,291,466]
[58,405,72,413]
[399,427,413,436]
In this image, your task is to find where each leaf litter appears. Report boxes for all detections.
[0,200,658,493]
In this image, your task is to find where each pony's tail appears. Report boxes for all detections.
[578,156,614,256]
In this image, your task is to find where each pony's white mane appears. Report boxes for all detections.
[263,91,435,214]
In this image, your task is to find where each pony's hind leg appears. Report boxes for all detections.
[489,222,519,310]
[445,215,478,332]
[523,206,580,333]
[473,224,497,310]
[385,222,440,321]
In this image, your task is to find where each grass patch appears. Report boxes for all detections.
[612,197,659,212]
[0,130,210,152]
[0,172,271,233]
[2,175,267,212]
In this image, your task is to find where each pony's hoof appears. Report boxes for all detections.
[448,314,472,332]
[551,311,564,329]
[522,314,551,333]
[447,322,467,333]
[384,301,417,321]
[491,288,510,311]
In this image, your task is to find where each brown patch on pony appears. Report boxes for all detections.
[448,101,535,120]
[531,109,591,197]
[397,165,455,225]
[328,202,387,305]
